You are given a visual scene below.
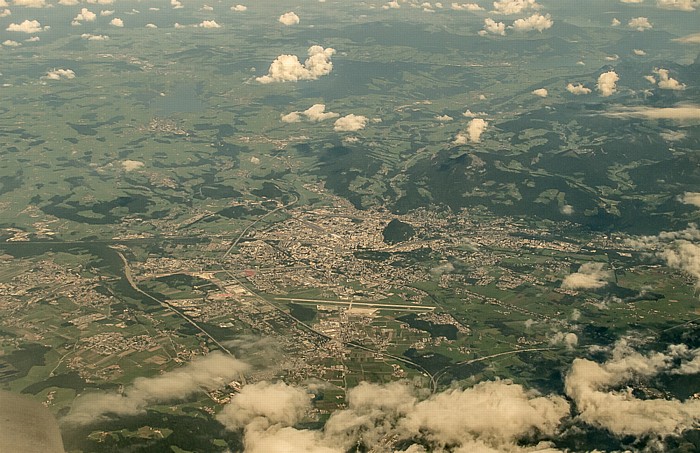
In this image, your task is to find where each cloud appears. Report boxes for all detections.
[566,83,591,95]
[6,19,43,32]
[0,9,9,16]
[511,13,553,32]
[279,11,299,25]
[628,16,652,30]
[550,332,579,350]
[46,68,75,80]
[661,242,700,289]
[81,33,109,40]
[633,48,646,55]
[383,0,401,9]
[109,17,123,27]
[597,70,619,97]
[282,104,339,123]
[532,88,548,97]
[481,18,506,35]
[454,118,488,144]
[12,0,45,7]
[121,160,144,171]
[653,68,686,90]
[2,39,20,46]
[257,46,335,83]
[621,0,644,2]
[334,114,368,132]
[674,32,700,43]
[100,9,113,15]
[217,381,311,430]
[679,192,700,208]
[611,17,621,26]
[435,114,453,121]
[565,340,700,437]
[64,352,249,425]
[604,105,700,122]
[145,23,157,28]
[492,0,541,14]
[560,204,574,215]
[231,4,247,11]
[72,8,96,25]
[561,262,610,290]
[451,2,484,10]
[199,20,221,28]
[657,0,698,10]
[58,0,80,4]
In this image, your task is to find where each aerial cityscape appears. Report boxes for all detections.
[0,0,699,451]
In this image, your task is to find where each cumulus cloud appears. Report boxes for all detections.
[383,0,401,9]
[199,20,220,28]
[109,17,123,27]
[221,379,569,453]
[64,352,249,425]
[511,13,553,32]
[99,9,113,15]
[653,68,686,90]
[334,114,368,132]
[657,0,698,10]
[566,83,591,95]
[611,17,621,26]
[451,2,483,10]
[2,39,20,46]
[231,4,247,11]
[58,0,80,4]
[492,0,541,14]
[662,242,700,289]
[72,8,96,26]
[454,118,488,144]
[481,18,506,35]
[257,46,335,83]
[81,33,109,40]
[282,104,339,123]
[679,192,700,208]
[279,11,299,25]
[561,262,610,290]
[121,160,144,171]
[633,48,647,55]
[6,19,43,33]
[46,68,75,80]
[532,88,548,97]
[435,114,453,121]
[628,16,652,30]
[550,332,579,350]
[560,204,574,215]
[12,0,45,7]
[597,70,619,97]
[0,9,10,16]
[565,340,700,437]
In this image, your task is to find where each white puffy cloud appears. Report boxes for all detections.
[435,114,453,121]
[282,104,339,123]
[454,118,488,144]
[481,18,506,35]
[657,0,698,10]
[662,242,700,289]
[217,381,311,430]
[145,23,157,28]
[0,8,9,16]
[64,352,249,425]
[565,340,700,437]
[633,48,647,55]
[2,39,20,46]
[679,192,700,208]
[171,0,182,9]
[532,88,548,97]
[199,20,221,28]
[46,68,75,80]
[121,160,144,171]
[611,17,621,26]
[597,70,619,97]
[560,204,574,215]
[109,17,123,27]
[72,8,96,26]
[100,9,113,15]
[492,0,540,14]
[279,11,299,25]
[81,33,109,40]
[12,0,45,7]
[383,0,401,9]
[25,35,39,41]
[628,16,652,30]
[231,4,247,11]
[334,114,368,132]
[58,0,79,4]
[511,13,553,32]
[566,83,591,95]
[451,2,483,10]
[6,19,43,33]
[653,68,686,90]
[257,46,335,84]
[561,262,610,290]
[550,332,579,350]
